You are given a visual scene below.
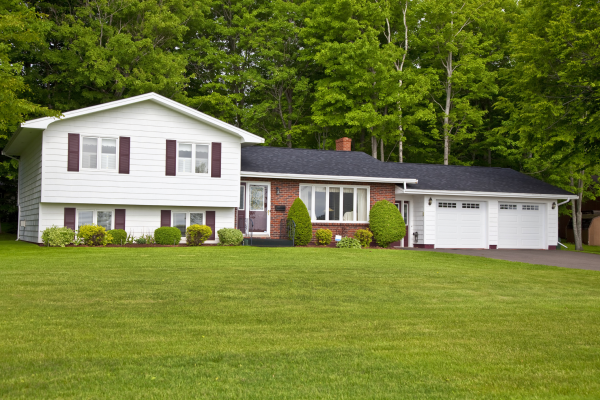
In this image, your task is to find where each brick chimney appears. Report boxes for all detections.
[335,137,352,151]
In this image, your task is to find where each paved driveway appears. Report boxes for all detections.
[414,248,600,271]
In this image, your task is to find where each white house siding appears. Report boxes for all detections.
[38,203,235,244]
[41,100,242,207]
[419,195,557,249]
[17,131,43,242]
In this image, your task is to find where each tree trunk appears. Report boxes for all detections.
[286,133,292,148]
[380,139,384,162]
[371,134,378,159]
[443,50,453,166]
[399,139,403,163]
[573,171,585,251]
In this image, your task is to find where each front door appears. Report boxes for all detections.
[249,184,268,233]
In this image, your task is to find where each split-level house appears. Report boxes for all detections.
[3,93,577,249]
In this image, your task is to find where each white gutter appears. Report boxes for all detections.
[396,187,579,200]
[557,199,572,206]
[241,171,418,184]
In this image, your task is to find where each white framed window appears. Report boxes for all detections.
[172,212,205,237]
[500,204,517,210]
[522,205,540,211]
[462,203,480,209]
[300,185,370,222]
[178,143,210,174]
[239,186,245,210]
[438,202,457,208]
[82,137,117,171]
[77,209,113,230]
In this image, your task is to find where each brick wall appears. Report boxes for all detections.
[242,177,396,242]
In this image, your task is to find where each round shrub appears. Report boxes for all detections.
[186,224,212,246]
[354,228,373,248]
[155,226,182,245]
[218,228,243,246]
[108,229,127,245]
[78,224,111,246]
[369,200,405,248]
[315,228,332,246]
[287,198,312,246]
[41,226,75,247]
[336,237,361,249]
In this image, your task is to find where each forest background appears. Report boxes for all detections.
[0,0,599,245]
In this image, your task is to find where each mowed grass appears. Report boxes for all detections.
[1,235,599,399]
[563,242,600,255]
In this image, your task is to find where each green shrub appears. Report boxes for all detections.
[354,229,373,248]
[315,228,332,246]
[134,237,147,244]
[369,200,405,248]
[154,227,182,245]
[41,226,75,247]
[336,237,361,249]
[108,229,127,245]
[78,224,111,246]
[186,224,212,246]
[217,228,243,246]
[287,198,312,246]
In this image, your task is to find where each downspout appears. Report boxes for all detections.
[1,151,20,241]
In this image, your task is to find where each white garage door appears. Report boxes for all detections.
[436,201,486,248]
[498,203,545,249]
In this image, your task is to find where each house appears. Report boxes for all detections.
[3,93,578,249]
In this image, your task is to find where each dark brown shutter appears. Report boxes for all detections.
[206,211,216,240]
[166,140,176,176]
[67,134,80,172]
[115,209,126,230]
[161,210,171,227]
[119,137,130,174]
[64,208,76,230]
[211,142,221,178]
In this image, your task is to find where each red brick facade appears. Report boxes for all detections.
[242,177,396,242]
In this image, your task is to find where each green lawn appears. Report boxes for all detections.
[1,234,599,399]
[562,242,600,255]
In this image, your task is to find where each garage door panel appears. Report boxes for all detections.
[436,201,486,248]
[498,203,544,249]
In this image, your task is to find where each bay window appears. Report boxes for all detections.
[178,143,210,174]
[300,185,369,222]
[82,137,117,170]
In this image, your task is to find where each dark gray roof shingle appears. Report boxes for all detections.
[241,146,573,196]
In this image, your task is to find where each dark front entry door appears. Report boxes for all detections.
[249,184,268,232]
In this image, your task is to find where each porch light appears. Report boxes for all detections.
[428,197,432,206]
[552,202,556,209]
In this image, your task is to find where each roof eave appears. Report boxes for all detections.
[396,187,578,200]
[241,171,418,184]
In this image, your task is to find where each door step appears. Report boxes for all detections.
[244,238,294,247]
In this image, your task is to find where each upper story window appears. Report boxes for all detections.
[300,185,369,222]
[82,137,117,170]
[178,143,209,174]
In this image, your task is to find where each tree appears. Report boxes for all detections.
[287,198,312,245]
[498,0,600,250]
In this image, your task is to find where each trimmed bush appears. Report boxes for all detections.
[336,237,361,249]
[287,198,312,246]
[354,229,373,248]
[218,228,243,246]
[369,200,405,248]
[78,224,111,246]
[154,227,182,245]
[186,224,212,246]
[41,226,75,247]
[108,229,127,245]
[315,228,332,246]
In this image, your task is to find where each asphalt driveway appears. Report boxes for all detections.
[414,248,600,271]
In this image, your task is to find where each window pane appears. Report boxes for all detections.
[78,210,93,228]
[82,138,97,169]
[315,186,326,220]
[300,186,312,218]
[190,213,203,226]
[97,211,112,230]
[195,144,209,173]
[329,187,340,221]
[250,186,264,211]
[239,186,245,210]
[343,188,354,221]
[357,188,368,221]
[178,143,192,173]
[101,139,117,170]
[173,213,186,237]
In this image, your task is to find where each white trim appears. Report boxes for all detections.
[241,171,417,184]
[18,92,264,144]
[396,187,578,200]
[300,183,370,223]
[243,181,271,237]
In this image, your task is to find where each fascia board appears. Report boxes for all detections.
[396,187,578,200]
[241,171,418,184]
[19,93,265,144]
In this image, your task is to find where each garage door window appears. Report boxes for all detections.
[439,202,456,208]
[522,205,539,210]
[462,203,480,209]
[500,204,517,210]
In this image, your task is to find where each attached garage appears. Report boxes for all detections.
[498,203,545,249]
[436,200,487,248]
